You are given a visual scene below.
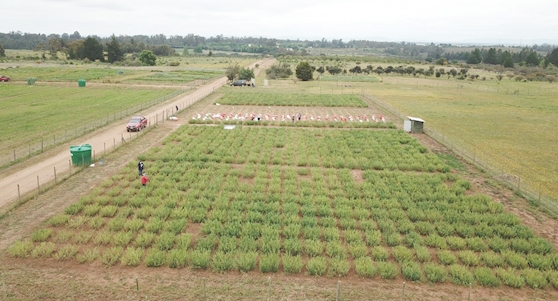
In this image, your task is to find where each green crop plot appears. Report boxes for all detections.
[217,90,368,107]
[0,85,180,152]
[320,75,382,83]
[123,70,223,84]
[0,66,143,82]
[9,125,558,289]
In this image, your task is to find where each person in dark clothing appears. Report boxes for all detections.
[138,161,144,176]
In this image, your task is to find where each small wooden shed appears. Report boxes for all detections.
[404,116,425,133]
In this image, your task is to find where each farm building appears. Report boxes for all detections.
[404,116,425,133]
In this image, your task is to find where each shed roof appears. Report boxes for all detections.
[407,116,425,123]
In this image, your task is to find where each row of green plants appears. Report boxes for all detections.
[154,126,444,172]
[216,91,368,107]
[8,125,558,290]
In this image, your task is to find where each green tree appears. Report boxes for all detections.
[194,46,203,54]
[226,64,240,81]
[484,48,498,65]
[182,47,189,56]
[106,35,124,63]
[326,66,342,76]
[467,48,482,64]
[0,43,5,57]
[238,67,255,80]
[139,50,157,66]
[545,48,558,67]
[82,36,104,62]
[525,52,540,66]
[295,62,313,81]
[208,50,213,57]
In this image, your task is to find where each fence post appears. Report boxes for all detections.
[17,184,21,203]
[54,167,57,183]
[336,280,341,301]
[518,176,521,191]
[37,175,40,195]
[13,149,15,161]
[136,277,139,293]
[401,282,405,301]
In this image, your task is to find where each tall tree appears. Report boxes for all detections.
[106,35,124,63]
[238,67,254,80]
[466,48,482,64]
[525,52,540,67]
[82,36,104,61]
[295,62,313,81]
[0,42,5,57]
[483,48,498,65]
[546,48,558,67]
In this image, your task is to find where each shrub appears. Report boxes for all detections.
[326,241,347,259]
[260,253,280,273]
[31,228,53,242]
[415,246,432,262]
[385,232,402,247]
[371,246,390,261]
[365,230,382,246]
[307,256,327,276]
[48,214,70,226]
[473,267,500,287]
[424,263,447,283]
[212,251,234,272]
[449,264,474,286]
[510,238,531,254]
[527,253,552,271]
[31,242,56,258]
[522,268,548,289]
[496,268,525,288]
[502,251,529,269]
[76,248,100,264]
[466,237,488,252]
[167,249,188,268]
[112,231,134,247]
[348,243,368,259]
[392,246,414,263]
[404,231,423,247]
[99,246,123,267]
[124,218,144,232]
[530,237,554,255]
[446,236,467,250]
[121,247,144,267]
[458,250,480,266]
[189,250,211,269]
[354,257,377,278]
[304,239,324,257]
[377,262,399,280]
[402,261,422,281]
[438,250,457,265]
[134,231,155,248]
[480,251,505,268]
[282,255,304,274]
[546,270,558,289]
[145,248,166,267]
[424,234,447,249]
[329,258,351,277]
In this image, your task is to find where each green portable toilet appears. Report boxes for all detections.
[78,79,86,87]
[27,77,36,85]
[70,144,92,165]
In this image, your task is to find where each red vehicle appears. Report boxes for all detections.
[126,116,147,132]
[0,75,10,82]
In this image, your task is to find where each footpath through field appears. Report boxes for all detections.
[0,59,273,213]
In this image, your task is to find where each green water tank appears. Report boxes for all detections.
[70,144,92,165]
[27,77,36,85]
[78,79,86,87]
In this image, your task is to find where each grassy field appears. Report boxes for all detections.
[366,75,558,200]
[0,85,179,154]
[8,125,558,290]
[217,89,368,107]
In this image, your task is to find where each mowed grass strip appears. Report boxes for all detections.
[0,66,144,82]
[217,90,368,107]
[0,85,178,151]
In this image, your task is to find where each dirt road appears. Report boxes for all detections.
[0,58,274,213]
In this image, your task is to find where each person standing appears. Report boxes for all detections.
[141,173,149,187]
[138,161,144,176]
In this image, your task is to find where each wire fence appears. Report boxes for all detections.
[0,88,191,169]
[362,93,558,218]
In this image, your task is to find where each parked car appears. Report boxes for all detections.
[126,116,147,132]
[230,80,247,86]
[0,75,10,82]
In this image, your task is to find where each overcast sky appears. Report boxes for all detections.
[4,0,558,45]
